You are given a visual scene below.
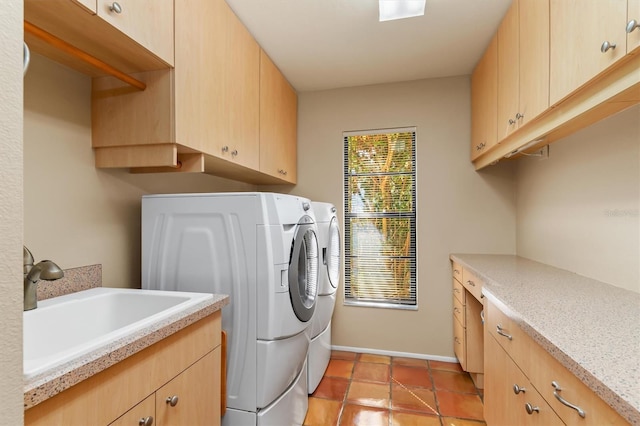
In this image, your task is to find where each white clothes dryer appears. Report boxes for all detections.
[142,192,319,426]
[307,202,341,393]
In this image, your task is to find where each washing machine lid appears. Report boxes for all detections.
[288,216,319,322]
[326,216,341,289]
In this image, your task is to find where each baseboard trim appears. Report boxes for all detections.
[331,345,458,364]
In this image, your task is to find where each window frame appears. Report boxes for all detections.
[342,127,418,310]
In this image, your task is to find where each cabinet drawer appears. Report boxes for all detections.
[452,261,463,283]
[453,294,465,326]
[462,267,483,302]
[453,316,466,371]
[485,300,531,374]
[453,277,465,304]
[528,341,628,426]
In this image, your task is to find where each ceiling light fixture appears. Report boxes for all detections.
[379,0,426,22]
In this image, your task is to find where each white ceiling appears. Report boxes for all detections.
[225,0,512,92]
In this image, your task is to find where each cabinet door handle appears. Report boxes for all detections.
[513,384,526,394]
[466,280,476,287]
[600,41,616,53]
[628,19,640,33]
[221,146,229,153]
[508,118,516,125]
[525,403,540,415]
[496,324,512,340]
[515,112,524,120]
[109,2,122,13]
[231,149,238,157]
[166,395,179,407]
[454,337,461,345]
[453,287,461,294]
[454,307,461,314]
[138,416,154,426]
[552,381,586,418]
[453,269,460,275]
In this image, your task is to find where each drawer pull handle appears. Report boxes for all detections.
[166,395,179,407]
[453,269,460,275]
[453,288,461,294]
[454,337,461,345]
[552,381,586,418]
[454,307,461,314]
[525,403,539,415]
[466,280,476,287]
[513,384,526,394]
[139,416,154,426]
[600,40,616,53]
[496,324,512,340]
[109,2,122,13]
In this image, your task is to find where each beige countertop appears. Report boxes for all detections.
[24,292,229,410]
[451,254,640,425]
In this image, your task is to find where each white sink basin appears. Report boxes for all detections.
[24,287,213,379]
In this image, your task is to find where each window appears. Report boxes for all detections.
[343,128,417,309]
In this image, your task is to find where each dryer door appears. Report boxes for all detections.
[326,216,341,290]
[288,217,319,322]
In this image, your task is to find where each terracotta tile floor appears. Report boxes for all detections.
[304,351,486,426]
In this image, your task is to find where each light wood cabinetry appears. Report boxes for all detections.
[484,300,630,426]
[95,0,174,66]
[25,312,222,426]
[550,0,628,105]
[629,0,640,53]
[260,50,298,183]
[472,0,640,170]
[497,0,549,139]
[91,0,297,184]
[470,35,498,160]
[485,332,563,426]
[24,0,173,74]
[451,261,484,387]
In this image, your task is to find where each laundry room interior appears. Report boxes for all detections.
[3,0,640,425]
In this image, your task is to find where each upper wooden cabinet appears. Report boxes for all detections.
[550,0,628,105]
[24,0,173,73]
[471,0,640,170]
[470,34,498,161]
[95,0,174,66]
[91,0,297,184]
[497,0,549,139]
[629,0,640,53]
[259,50,298,183]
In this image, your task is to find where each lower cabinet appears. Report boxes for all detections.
[485,332,563,426]
[452,260,484,388]
[484,299,630,426]
[110,349,220,426]
[25,312,222,426]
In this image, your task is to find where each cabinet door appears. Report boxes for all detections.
[109,394,155,426]
[174,0,259,169]
[96,0,173,65]
[470,34,498,160]
[485,335,563,426]
[550,0,628,105]
[629,0,640,53]
[518,0,549,127]
[259,50,298,183]
[156,349,221,426]
[497,0,520,139]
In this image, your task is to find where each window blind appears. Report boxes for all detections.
[343,129,417,309]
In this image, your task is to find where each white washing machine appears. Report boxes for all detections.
[141,192,319,426]
[307,202,341,393]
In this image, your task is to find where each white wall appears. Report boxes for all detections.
[516,105,640,292]
[289,77,517,357]
[0,1,24,424]
[24,54,256,289]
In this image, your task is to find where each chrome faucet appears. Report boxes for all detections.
[23,246,64,311]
